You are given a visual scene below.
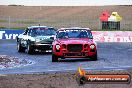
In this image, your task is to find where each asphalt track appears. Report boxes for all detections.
[0,40,132,74]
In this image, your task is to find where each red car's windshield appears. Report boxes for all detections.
[57,29,92,39]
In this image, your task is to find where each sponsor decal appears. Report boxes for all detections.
[0,30,132,42]
[0,30,23,39]
[92,31,132,42]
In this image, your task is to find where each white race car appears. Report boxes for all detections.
[16,26,56,54]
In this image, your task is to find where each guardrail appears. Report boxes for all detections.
[0,29,132,42]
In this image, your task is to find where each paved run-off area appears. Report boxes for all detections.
[0,40,132,74]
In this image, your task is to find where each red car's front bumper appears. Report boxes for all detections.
[53,49,97,58]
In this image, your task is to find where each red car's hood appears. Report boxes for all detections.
[57,38,93,44]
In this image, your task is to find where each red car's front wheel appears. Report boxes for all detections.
[52,53,59,62]
[90,52,97,61]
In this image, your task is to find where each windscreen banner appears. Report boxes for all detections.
[0,30,132,42]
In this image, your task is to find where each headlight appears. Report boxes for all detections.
[90,45,95,49]
[56,44,60,50]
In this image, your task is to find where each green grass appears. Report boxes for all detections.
[0,20,7,22]
[0,27,6,29]
[0,19,132,31]
[13,20,38,24]
[10,27,25,30]
[0,27,25,30]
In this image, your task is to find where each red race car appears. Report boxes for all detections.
[52,27,97,62]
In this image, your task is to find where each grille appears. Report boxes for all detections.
[40,41,52,44]
[67,44,83,52]
[64,53,84,56]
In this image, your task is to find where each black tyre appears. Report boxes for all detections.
[76,75,86,85]
[79,76,86,85]
[26,42,34,54]
[90,52,97,61]
[17,42,25,52]
[52,53,59,62]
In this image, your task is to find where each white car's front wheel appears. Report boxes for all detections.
[26,42,34,54]
[17,42,25,52]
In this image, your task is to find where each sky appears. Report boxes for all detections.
[0,0,132,6]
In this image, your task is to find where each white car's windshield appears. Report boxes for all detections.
[30,28,56,36]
